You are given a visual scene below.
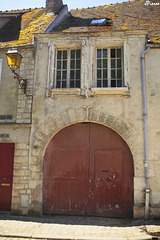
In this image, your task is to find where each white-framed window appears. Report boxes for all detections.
[54,49,81,88]
[95,47,123,88]
[0,59,2,88]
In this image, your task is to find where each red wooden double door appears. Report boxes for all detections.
[43,123,133,217]
[0,143,14,211]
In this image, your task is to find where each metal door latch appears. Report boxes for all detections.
[106,177,111,182]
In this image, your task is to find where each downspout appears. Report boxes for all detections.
[141,46,150,220]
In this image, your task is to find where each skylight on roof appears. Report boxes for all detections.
[90,19,106,26]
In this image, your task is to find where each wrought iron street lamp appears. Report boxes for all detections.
[6,48,27,94]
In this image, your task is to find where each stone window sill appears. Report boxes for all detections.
[91,87,129,95]
[48,87,130,97]
[49,88,80,96]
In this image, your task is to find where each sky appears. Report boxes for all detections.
[0,0,130,11]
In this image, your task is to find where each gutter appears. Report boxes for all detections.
[141,46,150,220]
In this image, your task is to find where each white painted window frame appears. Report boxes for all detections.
[53,48,81,89]
[91,39,129,95]
[95,47,123,88]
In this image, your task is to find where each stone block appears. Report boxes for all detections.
[150,191,160,205]
[134,190,145,205]
[12,197,20,204]
[149,207,160,219]
[134,177,145,191]
[98,111,107,124]
[14,149,29,157]
[133,206,144,219]
[90,109,100,122]
[75,108,86,122]
[67,109,77,123]
[12,190,20,197]
[13,183,25,190]
[15,143,29,149]
[13,169,29,177]
[21,194,29,207]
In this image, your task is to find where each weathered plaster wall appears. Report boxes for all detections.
[0,47,35,215]
[0,49,18,122]
[145,48,160,218]
[5,32,159,219]
[26,32,150,218]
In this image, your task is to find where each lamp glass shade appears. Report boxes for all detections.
[6,49,23,70]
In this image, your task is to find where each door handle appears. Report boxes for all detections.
[106,177,111,182]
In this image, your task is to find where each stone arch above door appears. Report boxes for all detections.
[31,107,138,165]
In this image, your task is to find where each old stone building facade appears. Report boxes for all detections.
[0,0,160,219]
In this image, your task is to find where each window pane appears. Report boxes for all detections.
[97,69,101,79]
[71,60,75,69]
[103,59,107,68]
[57,71,61,80]
[97,80,101,87]
[76,80,80,88]
[63,61,67,69]
[71,50,75,59]
[103,69,107,78]
[57,51,61,59]
[111,80,116,87]
[103,49,107,58]
[76,60,80,69]
[117,59,121,68]
[117,69,122,78]
[111,70,116,78]
[76,50,81,58]
[62,81,66,88]
[111,49,115,58]
[76,70,80,79]
[57,61,61,69]
[97,49,101,58]
[117,80,122,87]
[117,48,121,58]
[103,80,108,87]
[97,59,101,68]
[70,70,74,79]
[70,80,74,88]
[56,81,61,88]
[62,71,67,79]
[111,59,115,68]
[63,50,67,59]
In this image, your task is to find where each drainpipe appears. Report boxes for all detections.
[141,46,150,220]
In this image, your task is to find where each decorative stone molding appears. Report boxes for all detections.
[31,107,138,168]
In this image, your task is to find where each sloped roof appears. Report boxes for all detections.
[54,0,160,43]
[0,0,159,48]
[0,8,56,48]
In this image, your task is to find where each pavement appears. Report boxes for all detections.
[0,212,160,240]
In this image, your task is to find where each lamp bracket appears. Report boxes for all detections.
[12,70,27,94]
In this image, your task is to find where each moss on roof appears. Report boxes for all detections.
[55,0,160,43]
[0,8,56,48]
[0,0,160,47]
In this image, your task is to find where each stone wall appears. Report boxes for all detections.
[0,47,34,215]
[27,31,150,218]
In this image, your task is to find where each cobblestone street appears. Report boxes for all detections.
[0,213,160,240]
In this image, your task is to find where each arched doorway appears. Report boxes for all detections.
[43,123,134,217]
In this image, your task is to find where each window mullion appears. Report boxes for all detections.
[67,50,70,88]
[61,52,63,88]
[54,50,57,88]
[108,48,111,87]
